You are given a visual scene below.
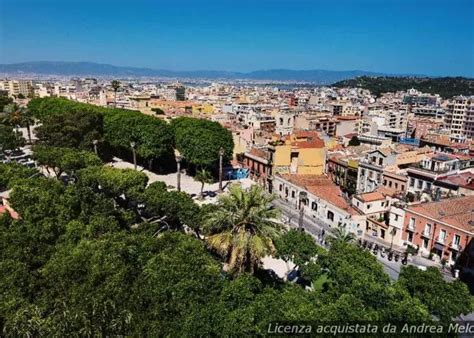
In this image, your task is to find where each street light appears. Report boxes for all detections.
[130,141,137,170]
[298,191,308,231]
[176,153,182,192]
[218,147,225,192]
[390,227,396,250]
[92,139,98,155]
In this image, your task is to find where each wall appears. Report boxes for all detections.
[297,148,325,175]
[274,176,365,236]
[403,210,471,265]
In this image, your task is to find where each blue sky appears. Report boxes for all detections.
[0,0,473,76]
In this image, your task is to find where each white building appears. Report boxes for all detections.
[273,174,365,236]
[444,96,474,139]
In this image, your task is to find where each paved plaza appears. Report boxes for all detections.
[109,157,255,202]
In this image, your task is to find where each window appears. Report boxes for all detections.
[388,181,392,188]
[394,214,399,221]
[379,158,383,166]
[408,232,414,242]
[380,229,385,239]
[395,183,398,189]
[417,180,423,189]
[401,185,405,191]
[409,178,415,187]
[424,223,432,236]
[423,238,429,249]
[291,191,295,198]
[426,182,432,190]
[279,184,283,192]
[327,210,334,221]
[439,229,447,242]
[454,234,461,246]
[409,217,415,229]
[311,202,318,211]
[384,179,387,185]
[367,204,371,209]
[381,201,385,207]
[285,187,288,197]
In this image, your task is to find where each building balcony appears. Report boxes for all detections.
[421,230,431,238]
[407,166,453,180]
[436,236,446,245]
[451,242,461,251]
[407,223,415,231]
[359,160,384,171]
[408,163,452,175]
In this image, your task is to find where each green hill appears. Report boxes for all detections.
[332,76,474,98]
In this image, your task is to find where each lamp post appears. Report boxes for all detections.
[390,227,396,250]
[176,154,182,192]
[298,191,307,231]
[218,147,224,192]
[92,139,98,155]
[130,141,137,170]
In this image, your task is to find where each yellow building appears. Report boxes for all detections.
[149,99,215,116]
[191,103,214,115]
[270,131,326,175]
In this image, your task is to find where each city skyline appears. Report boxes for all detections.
[0,0,473,77]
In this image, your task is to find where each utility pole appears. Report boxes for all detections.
[130,141,137,170]
[92,139,98,155]
[298,191,307,231]
[218,147,224,192]
[176,154,182,192]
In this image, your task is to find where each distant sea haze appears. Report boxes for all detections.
[0,61,398,84]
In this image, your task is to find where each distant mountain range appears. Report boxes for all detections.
[0,61,389,84]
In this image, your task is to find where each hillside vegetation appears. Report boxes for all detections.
[332,76,474,98]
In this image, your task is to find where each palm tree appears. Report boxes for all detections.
[331,224,356,244]
[1,103,34,143]
[194,168,213,199]
[203,184,283,275]
[111,80,121,107]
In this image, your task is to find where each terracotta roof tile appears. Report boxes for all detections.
[355,191,386,202]
[408,195,474,232]
[279,174,356,214]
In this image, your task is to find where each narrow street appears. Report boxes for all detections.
[273,198,451,281]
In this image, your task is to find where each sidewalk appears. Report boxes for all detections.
[274,197,454,281]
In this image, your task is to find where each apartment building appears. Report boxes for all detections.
[357,148,397,193]
[274,174,365,236]
[242,147,272,189]
[0,79,34,97]
[326,155,359,195]
[412,106,444,119]
[352,190,402,247]
[275,111,295,136]
[294,113,338,136]
[444,96,474,139]
[241,131,326,192]
[269,131,326,176]
[406,153,460,196]
[403,196,474,265]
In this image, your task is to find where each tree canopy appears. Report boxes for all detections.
[32,145,102,178]
[28,97,174,170]
[332,76,474,98]
[172,117,234,170]
[34,109,103,149]
[0,124,24,152]
[348,135,360,146]
[103,109,174,169]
